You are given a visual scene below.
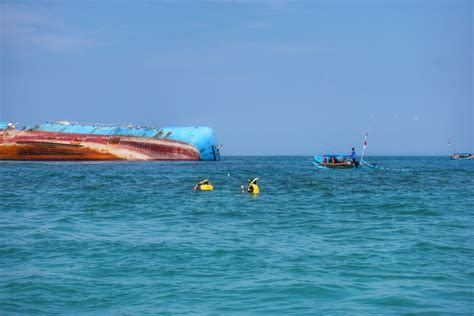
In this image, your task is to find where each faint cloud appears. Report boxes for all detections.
[33,33,96,53]
[145,40,317,69]
[271,43,316,55]
[160,0,290,10]
[189,21,209,28]
[0,4,99,53]
[243,21,272,29]
[236,41,318,55]
[144,51,226,68]
[207,0,291,9]
[408,114,420,121]
[162,0,288,4]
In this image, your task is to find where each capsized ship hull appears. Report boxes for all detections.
[0,122,221,161]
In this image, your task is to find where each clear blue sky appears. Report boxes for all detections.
[1,0,472,155]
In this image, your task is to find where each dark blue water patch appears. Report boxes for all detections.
[0,157,473,314]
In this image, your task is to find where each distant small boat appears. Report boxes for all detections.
[450,153,473,160]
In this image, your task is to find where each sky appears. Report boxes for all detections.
[0,0,472,155]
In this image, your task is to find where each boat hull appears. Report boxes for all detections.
[312,161,357,169]
[450,157,473,160]
[0,130,202,161]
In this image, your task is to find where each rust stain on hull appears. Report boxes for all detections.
[0,130,201,161]
[0,144,121,161]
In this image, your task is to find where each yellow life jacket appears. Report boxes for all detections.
[247,183,260,194]
[199,184,214,191]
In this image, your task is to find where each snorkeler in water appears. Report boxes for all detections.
[242,178,260,194]
[193,179,213,191]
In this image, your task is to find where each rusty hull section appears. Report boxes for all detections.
[0,130,201,161]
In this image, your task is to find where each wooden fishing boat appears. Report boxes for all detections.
[312,154,358,169]
[312,133,378,170]
[312,154,378,170]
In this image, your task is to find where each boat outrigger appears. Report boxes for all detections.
[450,153,473,160]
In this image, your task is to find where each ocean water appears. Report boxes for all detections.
[1,157,473,314]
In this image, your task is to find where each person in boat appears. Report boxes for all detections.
[350,147,361,167]
[244,178,260,194]
[193,179,213,191]
[351,147,357,164]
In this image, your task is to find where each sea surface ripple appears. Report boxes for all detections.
[1,157,473,314]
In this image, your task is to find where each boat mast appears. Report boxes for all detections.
[360,132,368,163]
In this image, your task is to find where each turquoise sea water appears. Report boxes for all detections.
[1,157,473,314]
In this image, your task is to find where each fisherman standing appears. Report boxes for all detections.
[350,147,360,167]
[350,147,356,163]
